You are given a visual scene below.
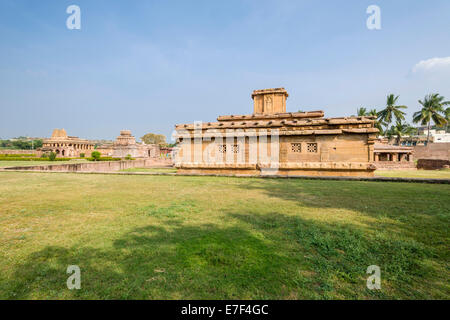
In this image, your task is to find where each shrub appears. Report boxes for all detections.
[48,152,57,161]
[125,154,132,160]
[80,153,85,158]
[91,151,101,161]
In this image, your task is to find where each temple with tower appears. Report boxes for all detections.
[174,88,379,176]
[41,129,95,157]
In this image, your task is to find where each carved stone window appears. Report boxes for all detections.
[307,143,318,153]
[218,145,227,153]
[291,143,301,153]
[231,145,240,154]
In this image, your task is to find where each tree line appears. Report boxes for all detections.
[357,93,449,144]
[0,138,43,150]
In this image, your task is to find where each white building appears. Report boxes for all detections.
[419,129,450,143]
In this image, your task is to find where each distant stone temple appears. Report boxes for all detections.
[41,129,94,157]
[97,130,160,158]
[174,88,379,176]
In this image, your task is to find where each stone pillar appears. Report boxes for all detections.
[391,153,396,162]
[374,153,379,162]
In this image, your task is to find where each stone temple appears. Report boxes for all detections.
[97,130,160,158]
[174,88,379,176]
[41,129,95,157]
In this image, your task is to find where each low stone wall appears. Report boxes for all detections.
[0,149,42,156]
[3,159,173,172]
[374,161,416,170]
[417,159,450,170]
[414,143,450,161]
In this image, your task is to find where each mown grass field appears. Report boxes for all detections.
[0,172,448,299]
[375,169,450,179]
[119,166,450,180]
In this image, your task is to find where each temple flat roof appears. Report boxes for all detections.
[176,115,377,130]
[251,87,289,98]
[374,143,413,153]
[217,111,324,121]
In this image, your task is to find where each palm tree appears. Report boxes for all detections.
[412,93,449,143]
[367,108,385,135]
[445,107,450,132]
[386,121,416,145]
[357,107,367,116]
[377,94,407,130]
[356,107,386,135]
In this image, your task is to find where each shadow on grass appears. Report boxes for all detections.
[1,178,448,299]
[2,211,443,299]
[225,211,439,299]
[235,178,450,237]
[1,224,290,299]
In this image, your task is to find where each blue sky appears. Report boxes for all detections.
[1,0,449,141]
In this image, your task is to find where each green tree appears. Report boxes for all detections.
[444,106,450,132]
[377,94,407,130]
[356,107,367,116]
[386,121,416,145]
[0,140,12,148]
[33,139,43,149]
[48,152,57,161]
[91,151,101,161]
[141,133,167,146]
[357,108,385,135]
[12,139,31,149]
[413,93,449,143]
[368,109,385,136]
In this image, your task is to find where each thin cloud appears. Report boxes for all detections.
[412,57,450,73]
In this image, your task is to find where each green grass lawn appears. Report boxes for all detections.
[375,169,450,179]
[0,172,448,299]
[0,160,88,168]
[120,167,177,173]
